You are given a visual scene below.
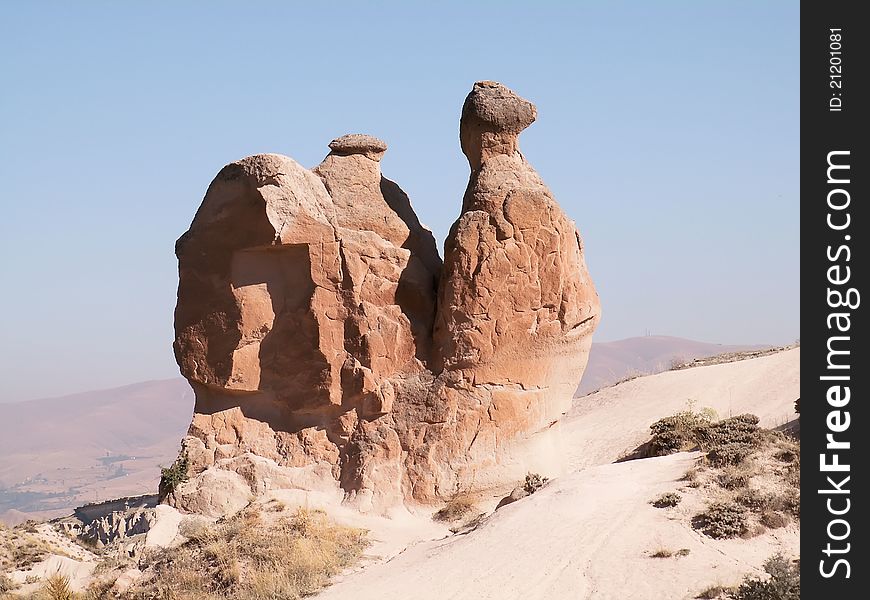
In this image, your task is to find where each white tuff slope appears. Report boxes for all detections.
[316,348,800,600]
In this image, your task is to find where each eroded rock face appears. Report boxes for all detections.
[435,81,600,424]
[171,82,600,515]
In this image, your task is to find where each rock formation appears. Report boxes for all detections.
[170,81,600,516]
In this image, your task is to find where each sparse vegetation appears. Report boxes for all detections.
[651,492,682,508]
[717,465,751,490]
[647,409,712,456]
[760,511,789,529]
[523,473,548,494]
[646,407,767,466]
[158,450,190,501]
[693,502,747,539]
[646,403,800,541]
[697,584,733,599]
[42,573,76,600]
[731,554,800,600]
[649,547,690,559]
[131,507,367,599]
[1,523,61,573]
[1,572,19,593]
[433,493,476,523]
[735,489,768,511]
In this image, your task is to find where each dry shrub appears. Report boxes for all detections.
[651,492,682,508]
[735,488,769,512]
[717,464,753,490]
[134,507,367,600]
[693,502,747,539]
[760,511,790,529]
[732,554,800,600]
[523,473,549,494]
[776,489,800,518]
[433,494,476,522]
[42,573,77,600]
[647,410,712,456]
[650,547,690,559]
[1,573,18,594]
[697,585,732,599]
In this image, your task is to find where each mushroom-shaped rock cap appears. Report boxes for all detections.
[328,134,388,161]
[462,81,537,134]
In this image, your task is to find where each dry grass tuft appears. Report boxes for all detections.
[1,572,19,594]
[0,523,65,573]
[649,547,691,559]
[42,573,77,600]
[132,507,367,600]
[433,493,476,523]
[696,584,733,599]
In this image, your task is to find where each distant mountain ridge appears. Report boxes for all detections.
[0,379,192,525]
[575,335,769,396]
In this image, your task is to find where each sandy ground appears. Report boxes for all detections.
[317,454,797,600]
[314,348,800,600]
[560,348,799,472]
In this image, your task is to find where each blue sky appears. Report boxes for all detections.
[0,1,799,401]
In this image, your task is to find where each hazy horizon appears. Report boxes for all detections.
[0,2,799,402]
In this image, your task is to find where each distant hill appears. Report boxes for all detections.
[0,336,770,525]
[0,379,192,525]
[576,335,769,396]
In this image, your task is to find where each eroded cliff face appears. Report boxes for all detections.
[170,82,600,516]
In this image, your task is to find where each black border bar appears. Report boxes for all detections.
[802,2,868,596]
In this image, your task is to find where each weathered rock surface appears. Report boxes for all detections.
[171,82,600,515]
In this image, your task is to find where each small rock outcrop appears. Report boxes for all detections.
[171,82,600,515]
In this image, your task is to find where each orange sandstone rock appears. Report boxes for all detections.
[170,83,599,515]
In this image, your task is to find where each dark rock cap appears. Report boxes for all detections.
[328,134,388,161]
[462,81,537,134]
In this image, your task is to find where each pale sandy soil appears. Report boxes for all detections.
[314,348,800,600]
[560,347,799,472]
[317,454,797,600]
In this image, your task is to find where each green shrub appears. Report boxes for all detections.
[159,451,190,500]
[698,415,761,466]
[732,554,800,600]
[694,502,747,539]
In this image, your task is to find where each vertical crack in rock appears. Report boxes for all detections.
[171,82,600,517]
